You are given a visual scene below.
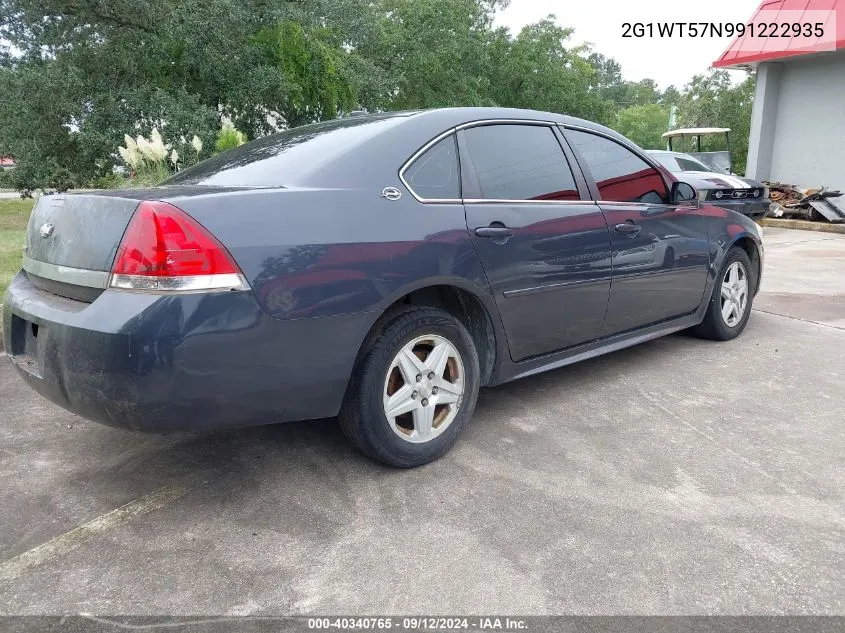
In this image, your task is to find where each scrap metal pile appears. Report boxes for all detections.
[765,181,845,223]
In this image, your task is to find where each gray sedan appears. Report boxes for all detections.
[3,108,764,467]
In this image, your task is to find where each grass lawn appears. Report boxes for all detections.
[0,198,34,300]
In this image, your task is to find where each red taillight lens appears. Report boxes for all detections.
[111,201,247,292]
[113,201,238,276]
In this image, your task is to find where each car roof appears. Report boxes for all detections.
[165,107,642,189]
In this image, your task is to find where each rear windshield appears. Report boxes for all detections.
[163,114,408,187]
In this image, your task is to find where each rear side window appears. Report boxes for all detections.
[567,130,668,204]
[402,135,460,200]
[463,125,580,201]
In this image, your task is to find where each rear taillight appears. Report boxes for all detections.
[110,200,248,293]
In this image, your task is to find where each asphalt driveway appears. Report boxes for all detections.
[0,227,843,615]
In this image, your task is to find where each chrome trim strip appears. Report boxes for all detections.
[463,199,596,205]
[109,273,249,293]
[503,276,612,298]
[454,118,555,131]
[22,256,110,289]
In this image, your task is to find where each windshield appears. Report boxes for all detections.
[163,114,408,187]
[652,153,712,173]
[675,155,712,172]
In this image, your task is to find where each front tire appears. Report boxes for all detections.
[691,247,756,341]
[339,307,481,468]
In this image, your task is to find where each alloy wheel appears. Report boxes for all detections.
[382,334,465,443]
[720,261,748,327]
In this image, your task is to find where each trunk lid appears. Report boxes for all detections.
[22,186,243,302]
[25,193,141,273]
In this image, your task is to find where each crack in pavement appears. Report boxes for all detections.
[752,307,845,331]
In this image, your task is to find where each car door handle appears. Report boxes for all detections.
[615,222,642,237]
[475,226,514,239]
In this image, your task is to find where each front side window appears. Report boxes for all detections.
[402,135,461,200]
[463,124,579,201]
[567,130,668,204]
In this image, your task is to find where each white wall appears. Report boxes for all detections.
[745,63,781,181]
[762,50,845,193]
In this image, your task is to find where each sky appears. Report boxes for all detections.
[495,0,762,88]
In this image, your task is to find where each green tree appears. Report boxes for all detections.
[675,69,755,174]
[359,0,503,110]
[623,79,661,107]
[491,19,613,123]
[0,0,757,190]
[614,103,670,149]
[0,0,380,189]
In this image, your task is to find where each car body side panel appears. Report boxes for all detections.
[698,204,765,292]
[489,206,762,387]
[597,202,711,334]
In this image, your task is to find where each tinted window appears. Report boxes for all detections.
[463,125,579,201]
[403,135,460,200]
[567,130,668,204]
[676,156,711,172]
[652,154,680,172]
[163,114,407,187]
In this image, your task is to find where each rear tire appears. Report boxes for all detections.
[339,307,480,468]
[691,247,756,341]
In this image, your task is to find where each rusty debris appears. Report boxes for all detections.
[764,181,845,223]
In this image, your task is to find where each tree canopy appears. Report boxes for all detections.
[0,0,755,189]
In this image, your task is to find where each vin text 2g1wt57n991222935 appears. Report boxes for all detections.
[3,108,763,468]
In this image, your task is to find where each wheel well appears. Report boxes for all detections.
[732,236,761,290]
[374,285,497,385]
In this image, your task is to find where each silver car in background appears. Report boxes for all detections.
[648,150,771,220]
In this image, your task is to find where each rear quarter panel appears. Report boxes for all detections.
[170,187,492,322]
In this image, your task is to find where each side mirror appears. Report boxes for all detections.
[671,181,697,205]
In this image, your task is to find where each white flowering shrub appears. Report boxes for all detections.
[116,128,179,185]
[116,121,247,187]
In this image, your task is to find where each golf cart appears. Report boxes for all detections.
[662,128,733,175]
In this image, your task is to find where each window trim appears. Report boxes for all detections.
[561,124,674,205]
[456,119,589,205]
[398,128,462,203]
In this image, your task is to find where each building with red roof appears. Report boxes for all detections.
[713,0,844,193]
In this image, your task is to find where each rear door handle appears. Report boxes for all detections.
[615,222,642,237]
[475,227,514,239]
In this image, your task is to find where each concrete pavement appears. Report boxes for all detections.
[0,228,843,615]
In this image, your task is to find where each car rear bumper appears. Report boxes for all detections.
[711,199,770,219]
[2,271,371,432]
